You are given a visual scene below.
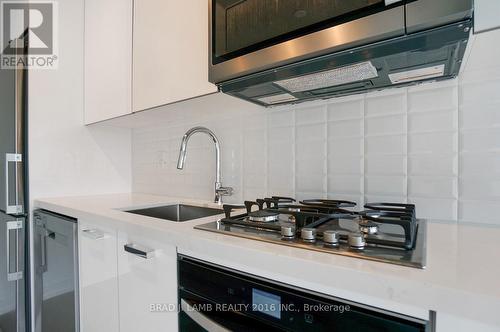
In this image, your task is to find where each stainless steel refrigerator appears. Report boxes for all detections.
[0,38,28,332]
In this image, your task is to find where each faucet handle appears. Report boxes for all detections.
[216,186,233,196]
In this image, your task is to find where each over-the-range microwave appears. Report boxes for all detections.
[208,0,473,106]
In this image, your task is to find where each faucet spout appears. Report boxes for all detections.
[176,127,231,204]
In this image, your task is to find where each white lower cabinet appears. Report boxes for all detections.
[79,222,178,332]
[79,221,120,332]
[116,231,178,332]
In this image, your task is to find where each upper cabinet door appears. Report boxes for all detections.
[84,0,133,124]
[474,0,500,33]
[132,0,217,112]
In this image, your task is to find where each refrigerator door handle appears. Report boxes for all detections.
[4,153,23,214]
[6,219,24,281]
[40,230,48,272]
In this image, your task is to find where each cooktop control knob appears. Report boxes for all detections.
[301,228,316,243]
[348,233,366,249]
[323,230,339,247]
[281,225,295,240]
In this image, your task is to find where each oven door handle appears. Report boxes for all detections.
[180,298,230,332]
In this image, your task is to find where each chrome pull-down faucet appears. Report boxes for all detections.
[177,126,233,204]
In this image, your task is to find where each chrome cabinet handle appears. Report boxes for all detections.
[384,0,402,5]
[180,299,230,332]
[124,243,154,259]
[4,153,23,214]
[6,220,23,281]
[81,228,106,240]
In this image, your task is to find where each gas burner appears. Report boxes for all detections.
[248,210,279,223]
[358,220,379,235]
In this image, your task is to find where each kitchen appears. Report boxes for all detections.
[1,0,500,331]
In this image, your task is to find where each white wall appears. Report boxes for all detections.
[28,0,132,201]
[128,29,500,225]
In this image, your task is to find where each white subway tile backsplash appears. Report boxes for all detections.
[408,110,457,133]
[296,123,327,142]
[296,157,325,176]
[365,90,406,117]
[365,114,406,136]
[268,110,294,128]
[295,105,326,125]
[460,128,500,152]
[459,177,500,200]
[408,176,457,198]
[327,119,363,138]
[408,197,457,220]
[327,97,364,121]
[408,83,457,112]
[365,175,406,196]
[131,63,497,224]
[328,175,362,194]
[328,157,362,175]
[460,79,500,106]
[243,172,266,189]
[461,152,500,176]
[460,103,500,130]
[409,132,457,154]
[365,156,406,175]
[365,135,406,155]
[296,174,326,193]
[409,155,457,176]
[459,200,500,225]
[327,137,363,157]
[268,126,294,142]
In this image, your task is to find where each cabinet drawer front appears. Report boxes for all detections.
[79,221,119,332]
[117,231,178,332]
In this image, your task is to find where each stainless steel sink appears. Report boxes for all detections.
[125,204,223,222]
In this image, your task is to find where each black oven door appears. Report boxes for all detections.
[178,256,430,332]
[211,0,393,65]
[179,290,283,332]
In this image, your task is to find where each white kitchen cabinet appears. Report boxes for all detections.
[84,0,217,124]
[133,0,217,112]
[117,230,178,332]
[78,221,119,332]
[474,0,500,33]
[84,0,133,124]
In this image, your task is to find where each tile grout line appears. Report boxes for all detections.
[324,104,329,199]
[360,93,367,206]
[456,81,461,222]
[405,88,409,204]
[265,112,269,197]
[292,109,297,198]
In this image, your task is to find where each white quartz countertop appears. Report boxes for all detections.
[34,193,500,331]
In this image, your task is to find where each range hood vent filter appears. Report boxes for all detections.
[275,61,378,93]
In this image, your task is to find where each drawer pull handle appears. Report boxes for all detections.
[81,228,106,240]
[124,243,154,259]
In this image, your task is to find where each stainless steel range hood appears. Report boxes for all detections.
[209,0,473,107]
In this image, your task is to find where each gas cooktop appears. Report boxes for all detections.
[195,197,426,269]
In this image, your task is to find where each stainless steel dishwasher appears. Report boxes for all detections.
[33,209,79,332]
